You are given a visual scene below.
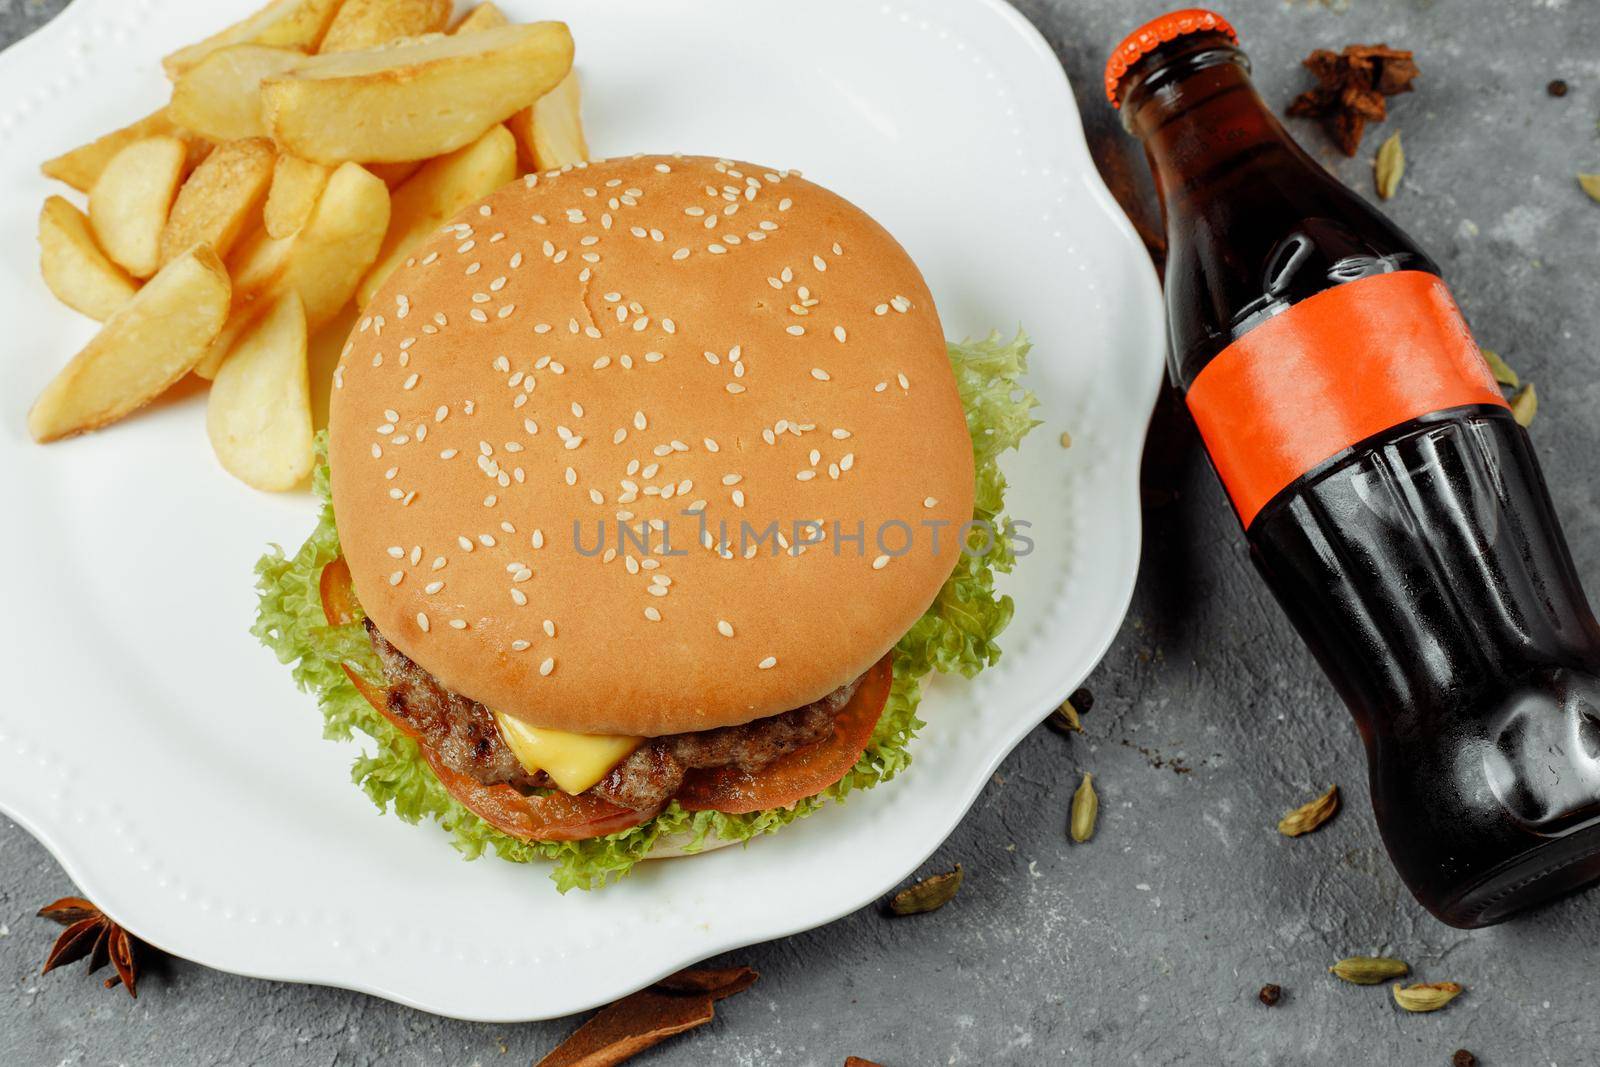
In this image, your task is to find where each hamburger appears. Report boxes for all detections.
[255,154,1036,889]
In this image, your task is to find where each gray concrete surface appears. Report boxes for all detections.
[4,0,1599,1064]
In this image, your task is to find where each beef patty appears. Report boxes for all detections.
[366,622,862,813]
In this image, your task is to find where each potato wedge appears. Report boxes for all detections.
[159,138,275,267]
[39,196,139,321]
[264,154,331,238]
[208,291,313,490]
[29,245,230,442]
[262,23,573,164]
[521,70,589,172]
[42,109,183,193]
[162,0,342,79]
[198,161,390,377]
[366,160,423,189]
[89,136,189,279]
[451,2,508,33]
[357,124,515,307]
[320,0,453,53]
[171,45,308,142]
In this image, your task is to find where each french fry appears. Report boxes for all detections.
[42,109,185,193]
[159,138,276,267]
[356,124,516,307]
[162,0,342,79]
[198,161,390,377]
[263,154,331,239]
[89,136,189,279]
[519,70,589,172]
[28,245,230,442]
[451,2,509,33]
[171,45,308,142]
[207,291,314,491]
[319,0,454,53]
[38,197,140,322]
[262,24,573,164]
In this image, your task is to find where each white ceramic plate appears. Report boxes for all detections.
[0,0,1163,1021]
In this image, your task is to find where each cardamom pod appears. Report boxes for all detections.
[1391,981,1463,1013]
[1579,173,1600,204]
[1070,772,1098,842]
[1511,382,1538,427]
[1375,131,1405,199]
[1277,785,1340,837]
[887,864,962,916]
[1329,956,1410,985]
[1480,349,1519,389]
[1047,700,1082,734]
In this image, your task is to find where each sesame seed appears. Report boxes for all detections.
[417,612,430,632]
[543,619,556,637]
[718,620,734,638]
[923,497,938,508]
[810,368,830,381]
[726,383,746,394]
[732,489,746,507]
[539,657,555,676]
[708,244,727,254]
[511,639,530,651]
[643,606,661,621]
[833,326,847,343]
[387,545,405,559]
[796,470,816,481]
[704,438,719,452]
[872,554,890,570]
[758,656,777,669]
[510,588,527,606]
[898,373,910,389]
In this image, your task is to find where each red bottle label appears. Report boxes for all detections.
[1185,270,1508,528]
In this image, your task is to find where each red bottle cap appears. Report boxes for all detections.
[1104,8,1239,107]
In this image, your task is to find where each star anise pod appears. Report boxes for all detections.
[37,896,141,998]
[1287,44,1420,155]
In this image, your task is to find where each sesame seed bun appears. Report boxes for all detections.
[329,154,974,736]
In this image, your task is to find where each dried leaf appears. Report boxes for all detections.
[888,865,963,916]
[1330,956,1410,984]
[1391,980,1463,1013]
[1480,349,1519,389]
[1278,785,1340,836]
[1375,131,1405,199]
[1511,383,1538,427]
[1070,772,1099,843]
[1579,174,1600,203]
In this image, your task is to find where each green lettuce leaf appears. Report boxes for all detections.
[252,331,1037,890]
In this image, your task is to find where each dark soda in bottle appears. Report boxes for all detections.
[1107,9,1600,926]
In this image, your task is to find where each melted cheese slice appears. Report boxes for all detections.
[492,712,641,795]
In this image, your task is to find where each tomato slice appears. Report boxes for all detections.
[320,559,648,842]
[675,654,895,814]
[319,555,359,626]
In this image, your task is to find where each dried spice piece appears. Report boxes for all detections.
[1258,983,1283,1007]
[845,1059,885,1067]
[1287,44,1420,155]
[1391,981,1463,1013]
[1452,1050,1477,1067]
[1330,956,1410,984]
[537,966,758,1067]
[1070,772,1098,842]
[1579,174,1600,203]
[1481,349,1519,389]
[1047,701,1082,734]
[37,896,141,998]
[888,864,963,916]
[1547,80,1569,98]
[1511,383,1538,428]
[1277,785,1340,837]
[1375,132,1405,199]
